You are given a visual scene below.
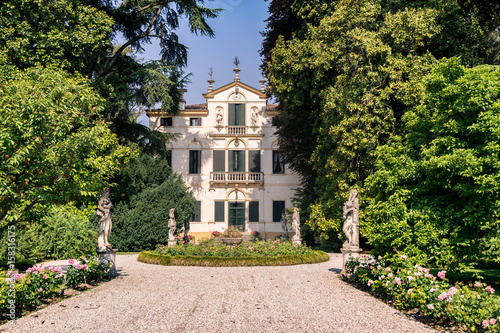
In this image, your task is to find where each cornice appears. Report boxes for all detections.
[146,109,209,117]
[203,81,267,99]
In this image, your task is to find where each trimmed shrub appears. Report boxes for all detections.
[138,239,330,267]
[138,251,329,267]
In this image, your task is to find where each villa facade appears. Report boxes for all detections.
[146,67,301,240]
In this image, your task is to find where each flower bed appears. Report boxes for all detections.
[137,239,330,267]
[0,254,112,323]
[346,254,500,332]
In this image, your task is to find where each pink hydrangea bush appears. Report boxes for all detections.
[65,255,111,289]
[2,264,64,313]
[346,254,500,332]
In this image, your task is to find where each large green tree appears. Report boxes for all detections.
[0,0,220,150]
[365,59,500,268]
[0,66,135,228]
[265,0,500,246]
[110,154,195,251]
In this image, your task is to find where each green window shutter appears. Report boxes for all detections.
[273,201,285,222]
[229,150,245,172]
[229,103,235,125]
[229,104,245,126]
[191,201,201,222]
[235,104,245,126]
[213,150,225,172]
[166,150,172,167]
[238,150,245,172]
[249,150,261,172]
[189,150,201,174]
[215,201,225,222]
[249,201,259,222]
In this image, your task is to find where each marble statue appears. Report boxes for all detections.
[168,208,176,240]
[251,108,258,127]
[291,207,301,241]
[342,189,360,249]
[281,212,289,239]
[97,188,113,251]
[216,108,223,127]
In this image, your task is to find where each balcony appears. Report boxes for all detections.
[227,126,247,135]
[210,172,264,188]
[210,125,263,138]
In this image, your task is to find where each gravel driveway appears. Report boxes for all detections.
[1,254,436,333]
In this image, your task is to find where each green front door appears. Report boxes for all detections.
[229,202,245,231]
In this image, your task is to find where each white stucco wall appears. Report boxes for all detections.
[147,76,301,237]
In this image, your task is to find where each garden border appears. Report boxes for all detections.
[137,250,330,267]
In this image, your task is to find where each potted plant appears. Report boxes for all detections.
[220,226,243,245]
[212,230,222,244]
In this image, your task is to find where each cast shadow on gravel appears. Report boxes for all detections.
[328,268,342,274]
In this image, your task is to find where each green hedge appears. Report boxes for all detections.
[137,251,330,267]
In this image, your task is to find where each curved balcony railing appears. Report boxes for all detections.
[210,172,264,184]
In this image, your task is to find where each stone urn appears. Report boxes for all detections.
[221,238,243,245]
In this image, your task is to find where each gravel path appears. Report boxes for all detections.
[1,254,436,333]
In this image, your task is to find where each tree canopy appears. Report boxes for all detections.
[365,59,500,268]
[0,66,135,228]
[0,0,220,151]
[264,0,500,248]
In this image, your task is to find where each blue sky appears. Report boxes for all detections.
[141,0,270,107]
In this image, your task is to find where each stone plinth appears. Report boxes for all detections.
[242,232,253,243]
[292,238,302,246]
[341,247,363,274]
[167,239,177,247]
[97,248,118,277]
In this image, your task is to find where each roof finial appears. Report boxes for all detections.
[207,67,215,92]
[179,83,187,110]
[259,77,266,92]
[233,57,241,82]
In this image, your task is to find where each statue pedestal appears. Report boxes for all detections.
[167,239,177,247]
[341,247,363,274]
[292,237,302,246]
[97,248,118,277]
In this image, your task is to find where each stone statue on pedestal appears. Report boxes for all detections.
[96,188,118,276]
[291,207,301,243]
[341,190,362,273]
[168,208,176,240]
[280,212,289,239]
[342,190,360,249]
[97,188,113,252]
[167,208,177,247]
